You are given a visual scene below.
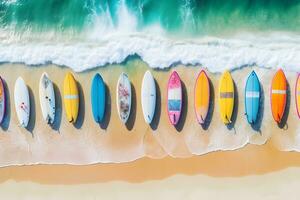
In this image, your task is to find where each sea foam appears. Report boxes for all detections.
[0,0,299,73]
[0,29,299,73]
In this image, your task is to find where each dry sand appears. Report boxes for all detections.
[0,165,300,199]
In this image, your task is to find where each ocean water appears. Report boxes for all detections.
[0,0,299,72]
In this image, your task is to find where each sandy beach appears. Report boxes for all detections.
[0,60,299,166]
[1,167,300,199]
[1,145,300,199]
[0,60,299,198]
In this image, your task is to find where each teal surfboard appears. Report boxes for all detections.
[91,73,106,123]
[244,71,260,124]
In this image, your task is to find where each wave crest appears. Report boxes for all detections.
[0,31,299,72]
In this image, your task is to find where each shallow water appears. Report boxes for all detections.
[0,61,298,166]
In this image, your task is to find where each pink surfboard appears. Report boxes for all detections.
[0,76,5,124]
[167,71,182,125]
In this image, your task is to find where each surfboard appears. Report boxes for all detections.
[296,73,300,119]
[167,71,182,125]
[0,77,6,124]
[219,71,234,124]
[63,72,79,123]
[14,77,30,128]
[271,69,287,123]
[194,70,210,124]
[244,70,260,124]
[141,70,156,124]
[39,72,55,124]
[91,73,106,123]
[116,72,131,124]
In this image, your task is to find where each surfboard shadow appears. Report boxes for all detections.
[74,81,85,129]
[175,80,187,132]
[50,83,62,132]
[99,83,111,130]
[226,81,238,131]
[201,78,214,130]
[125,82,136,131]
[26,86,36,135]
[278,81,290,129]
[1,79,10,131]
[150,79,161,131]
[250,83,264,133]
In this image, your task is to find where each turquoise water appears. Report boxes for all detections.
[1,0,300,35]
[0,0,299,72]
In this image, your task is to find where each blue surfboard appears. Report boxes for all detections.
[91,73,106,123]
[244,70,260,124]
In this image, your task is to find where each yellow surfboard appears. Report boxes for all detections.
[63,72,79,123]
[218,71,234,124]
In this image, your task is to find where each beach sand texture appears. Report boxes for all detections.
[1,147,300,199]
[0,61,299,198]
[1,167,300,199]
[0,60,299,166]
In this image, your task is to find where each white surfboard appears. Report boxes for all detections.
[39,72,55,124]
[141,70,156,124]
[14,77,30,128]
[116,73,131,124]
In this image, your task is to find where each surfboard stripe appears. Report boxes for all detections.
[168,100,181,111]
[272,90,286,94]
[168,89,181,99]
[220,92,234,98]
[246,91,260,98]
[64,94,79,99]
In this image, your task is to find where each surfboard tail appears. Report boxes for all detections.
[69,117,74,123]
[200,115,205,124]
[276,113,281,124]
[226,115,232,124]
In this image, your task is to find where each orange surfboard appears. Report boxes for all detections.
[296,74,300,119]
[194,70,210,124]
[270,69,287,123]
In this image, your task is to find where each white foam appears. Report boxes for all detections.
[0,0,300,73]
[0,28,299,73]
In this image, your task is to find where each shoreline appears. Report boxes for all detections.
[1,143,300,184]
[0,60,298,166]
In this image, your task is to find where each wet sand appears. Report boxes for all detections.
[0,60,299,166]
[0,143,300,184]
[0,61,300,198]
